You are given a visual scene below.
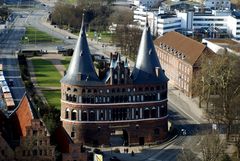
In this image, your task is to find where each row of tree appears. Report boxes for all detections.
[192,51,240,159]
[51,0,143,60]
[51,0,113,32]
[112,25,142,60]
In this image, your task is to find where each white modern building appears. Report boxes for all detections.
[133,5,240,39]
[134,6,181,35]
[192,10,231,31]
[203,0,231,10]
[227,12,240,39]
[133,6,155,28]
[155,15,181,36]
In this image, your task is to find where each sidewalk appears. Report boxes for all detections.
[168,84,207,124]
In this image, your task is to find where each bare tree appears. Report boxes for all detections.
[109,8,133,25]
[193,53,240,139]
[178,148,199,161]
[113,26,141,60]
[200,133,226,161]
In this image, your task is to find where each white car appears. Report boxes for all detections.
[181,129,187,136]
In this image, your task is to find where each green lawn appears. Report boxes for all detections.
[86,31,112,43]
[32,59,61,87]
[42,90,61,109]
[61,56,72,70]
[22,27,62,44]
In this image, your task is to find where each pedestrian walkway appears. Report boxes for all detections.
[168,84,207,124]
[27,58,48,104]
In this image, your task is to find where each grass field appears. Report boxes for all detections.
[86,31,112,43]
[32,59,61,87]
[22,27,62,44]
[42,90,61,109]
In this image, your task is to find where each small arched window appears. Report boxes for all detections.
[65,108,70,119]
[82,111,87,121]
[71,110,77,121]
[144,108,150,119]
[89,111,95,121]
[72,95,77,102]
[151,107,157,118]
[67,87,71,91]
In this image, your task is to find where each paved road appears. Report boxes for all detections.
[0,16,26,106]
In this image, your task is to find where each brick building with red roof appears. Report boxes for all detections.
[154,31,215,97]
[0,94,55,161]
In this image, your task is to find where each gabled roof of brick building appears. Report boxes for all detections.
[61,14,102,86]
[154,31,211,65]
[131,21,168,84]
[9,93,38,137]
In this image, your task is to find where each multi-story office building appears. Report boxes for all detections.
[60,16,169,146]
[134,6,240,39]
[134,6,182,35]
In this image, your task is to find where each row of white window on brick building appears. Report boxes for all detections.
[64,105,167,121]
[65,93,163,103]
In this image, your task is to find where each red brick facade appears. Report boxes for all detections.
[61,58,169,146]
[154,31,215,97]
[60,19,169,147]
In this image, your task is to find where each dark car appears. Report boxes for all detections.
[109,156,121,161]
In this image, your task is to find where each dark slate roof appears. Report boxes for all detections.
[131,21,168,84]
[60,15,102,86]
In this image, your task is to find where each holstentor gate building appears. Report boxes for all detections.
[60,16,169,146]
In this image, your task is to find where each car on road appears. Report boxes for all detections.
[181,128,187,136]
[66,36,71,39]
[109,156,121,161]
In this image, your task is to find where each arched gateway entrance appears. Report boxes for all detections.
[109,129,129,147]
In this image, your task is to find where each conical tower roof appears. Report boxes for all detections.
[131,20,168,84]
[61,14,101,86]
